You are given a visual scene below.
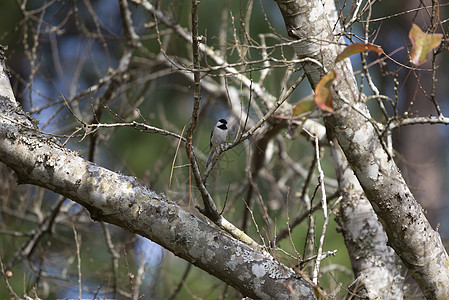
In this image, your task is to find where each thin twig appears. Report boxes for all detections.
[184,0,221,221]
[73,225,82,300]
[312,194,342,285]
[0,258,20,299]
[101,222,119,298]
[312,135,327,284]
[219,73,307,160]
[5,198,64,270]
[132,256,146,300]
[167,264,192,300]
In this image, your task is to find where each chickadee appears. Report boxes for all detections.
[206,118,228,168]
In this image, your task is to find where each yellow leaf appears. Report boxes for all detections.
[335,43,383,63]
[409,23,442,66]
[292,95,316,116]
[314,71,335,112]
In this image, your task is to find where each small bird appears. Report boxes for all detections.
[206,118,228,168]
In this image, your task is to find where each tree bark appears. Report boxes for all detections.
[328,131,404,299]
[275,0,449,298]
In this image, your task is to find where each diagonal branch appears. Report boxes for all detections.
[0,57,317,299]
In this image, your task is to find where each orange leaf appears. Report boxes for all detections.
[335,43,383,63]
[292,95,316,116]
[409,23,442,66]
[314,71,335,112]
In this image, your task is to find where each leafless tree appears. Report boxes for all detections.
[1,0,448,299]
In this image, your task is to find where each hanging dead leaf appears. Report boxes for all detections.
[409,23,442,66]
[335,43,383,63]
[314,71,335,112]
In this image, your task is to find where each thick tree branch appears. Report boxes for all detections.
[0,59,316,299]
[327,129,404,299]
